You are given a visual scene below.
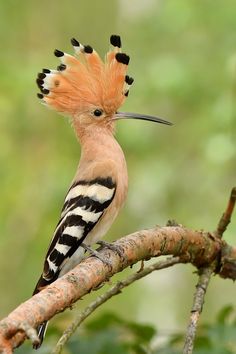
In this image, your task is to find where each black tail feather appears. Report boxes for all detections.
[32,275,51,349]
[33,321,48,350]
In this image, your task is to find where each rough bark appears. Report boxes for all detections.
[0,225,235,353]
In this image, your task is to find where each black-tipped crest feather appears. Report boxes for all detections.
[71,38,80,47]
[83,45,93,53]
[115,53,130,65]
[125,75,134,85]
[110,35,121,48]
[54,49,64,57]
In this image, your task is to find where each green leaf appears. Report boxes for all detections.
[86,311,156,345]
[125,321,156,344]
[86,312,124,331]
[67,328,130,354]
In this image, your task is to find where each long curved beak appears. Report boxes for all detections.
[114,112,173,125]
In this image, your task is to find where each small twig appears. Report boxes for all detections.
[183,187,236,354]
[52,256,180,354]
[183,267,212,354]
[216,187,236,237]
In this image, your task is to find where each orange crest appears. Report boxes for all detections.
[36,35,134,117]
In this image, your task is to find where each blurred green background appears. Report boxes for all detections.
[0,0,236,352]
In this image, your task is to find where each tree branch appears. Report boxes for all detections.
[53,256,180,354]
[0,225,235,353]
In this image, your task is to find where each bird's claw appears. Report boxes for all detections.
[81,243,112,268]
[96,240,124,258]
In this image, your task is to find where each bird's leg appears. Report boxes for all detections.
[96,240,124,258]
[81,243,112,267]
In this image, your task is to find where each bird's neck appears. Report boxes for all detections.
[74,125,126,172]
[79,126,123,163]
[76,124,115,148]
[74,124,128,210]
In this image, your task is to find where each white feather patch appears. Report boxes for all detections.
[55,243,70,255]
[54,207,102,238]
[70,206,103,223]
[59,247,85,276]
[47,258,57,272]
[42,74,55,89]
[74,44,84,54]
[65,184,115,204]
[63,225,84,238]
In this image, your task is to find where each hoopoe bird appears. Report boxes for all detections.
[34,34,171,348]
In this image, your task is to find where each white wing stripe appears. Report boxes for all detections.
[47,259,57,272]
[63,225,84,238]
[70,206,103,223]
[54,207,102,237]
[55,243,70,255]
[65,184,115,203]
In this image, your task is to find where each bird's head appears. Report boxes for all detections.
[37,35,171,136]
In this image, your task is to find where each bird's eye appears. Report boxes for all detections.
[93,109,103,117]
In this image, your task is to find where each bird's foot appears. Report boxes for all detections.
[96,240,124,258]
[81,243,112,268]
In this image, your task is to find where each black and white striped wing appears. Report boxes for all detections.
[41,177,116,285]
